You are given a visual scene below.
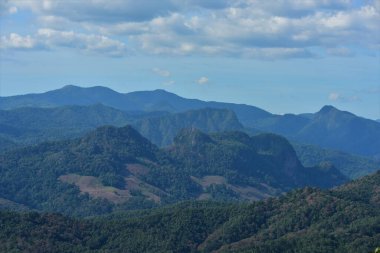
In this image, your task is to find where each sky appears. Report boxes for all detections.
[0,0,379,119]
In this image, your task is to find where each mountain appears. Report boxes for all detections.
[293,143,380,179]
[0,104,135,146]
[0,125,347,216]
[2,86,379,157]
[1,104,374,181]
[1,171,378,253]
[0,105,243,150]
[254,105,380,157]
[295,106,380,156]
[132,108,244,146]
[0,85,136,111]
[0,85,273,126]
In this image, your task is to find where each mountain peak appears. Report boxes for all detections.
[61,84,80,90]
[58,85,118,93]
[318,105,338,114]
[79,125,158,159]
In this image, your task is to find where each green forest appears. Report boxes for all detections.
[0,171,379,253]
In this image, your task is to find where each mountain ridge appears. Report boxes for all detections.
[1,85,379,156]
[0,125,347,216]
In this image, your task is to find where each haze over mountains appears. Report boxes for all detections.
[1,85,380,158]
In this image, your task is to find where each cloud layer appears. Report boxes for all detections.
[1,0,379,59]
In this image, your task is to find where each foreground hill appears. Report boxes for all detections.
[0,171,378,253]
[0,125,346,216]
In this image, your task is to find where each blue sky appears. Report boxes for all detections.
[1,0,379,119]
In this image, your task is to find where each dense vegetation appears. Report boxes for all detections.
[293,142,380,179]
[0,171,379,253]
[0,105,241,150]
[0,125,346,216]
[1,86,379,252]
[133,108,243,146]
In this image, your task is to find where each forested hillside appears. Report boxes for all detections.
[0,125,346,216]
[0,171,378,253]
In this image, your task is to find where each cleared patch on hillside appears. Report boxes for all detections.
[126,163,150,176]
[191,175,226,188]
[59,173,165,204]
[59,174,131,204]
[124,176,166,203]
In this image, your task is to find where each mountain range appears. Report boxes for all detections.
[0,125,346,216]
[0,85,379,252]
[1,85,379,157]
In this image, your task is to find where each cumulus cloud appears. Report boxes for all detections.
[197,77,209,84]
[14,0,179,22]
[4,0,380,59]
[1,29,127,57]
[152,67,171,77]
[0,33,42,50]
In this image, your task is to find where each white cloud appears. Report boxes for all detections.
[13,0,179,22]
[0,33,41,50]
[152,67,171,77]
[328,92,360,102]
[5,0,380,59]
[329,92,340,101]
[1,29,127,57]
[38,29,127,57]
[197,77,209,84]
[8,6,17,14]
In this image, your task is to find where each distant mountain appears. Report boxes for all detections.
[2,86,379,156]
[0,105,243,149]
[1,171,378,252]
[0,104,136,146]
[0,85,273,126]
[254,105,380,157]
[0,125,346,216]
[133,108,244,146]
[0,85,135,111]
